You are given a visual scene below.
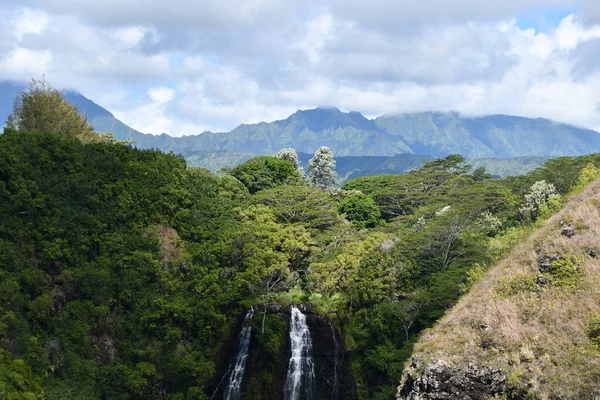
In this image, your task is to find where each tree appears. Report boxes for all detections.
[339,193,381,229]
[218,175,250,202]
[387,297,427,341]
[308,146,338,189]
[232,205,311,332]
[418,154,471,176]
[231,156,301,194]
[275,148,306,179]
[7,78,100,143]
[519,180,559,221]
[0,349,44,399]
[253,185,339,230]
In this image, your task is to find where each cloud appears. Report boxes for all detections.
[12,7,49,39]
[0,48,52,79]
[148,86,176,103]
[32,0,297,28]
[1,1,600,135]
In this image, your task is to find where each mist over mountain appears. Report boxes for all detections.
[2,81,600,170]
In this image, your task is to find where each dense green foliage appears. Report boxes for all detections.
[231,155,301,194]
[0,130,245,398]
[338,193,381,229]
[1,120,599,399]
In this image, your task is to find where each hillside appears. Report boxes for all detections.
[3,81,600,165]
[398,178,600,399]
[3,117,600,398]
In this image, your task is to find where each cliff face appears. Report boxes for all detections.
[209,306,356,400]
[399,359,506,400]
[397,178,600,399]
[304,308,357,400]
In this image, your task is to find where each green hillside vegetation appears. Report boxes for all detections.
[2,83,600,399]
[186,152,546,182]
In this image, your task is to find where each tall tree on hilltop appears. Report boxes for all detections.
[308,146,338,189]
[7,77,100,143]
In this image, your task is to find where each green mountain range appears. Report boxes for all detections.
[1,81,597,175]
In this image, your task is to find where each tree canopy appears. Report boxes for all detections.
[231,155,301,194]
[6,78,101,143]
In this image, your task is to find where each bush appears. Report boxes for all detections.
[458,263,485,294]
[587,312,600,347]
[496,273,538,298]
[546,255,581,288]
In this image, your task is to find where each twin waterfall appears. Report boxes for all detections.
[223,308,254,400]
[218,306,320,399]
[284,306,316,400]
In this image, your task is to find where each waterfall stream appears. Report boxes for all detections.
[222,308,254,400]
[284,306,316,400]
[329,321,339,399]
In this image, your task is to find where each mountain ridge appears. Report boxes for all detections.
[2,80,600,162]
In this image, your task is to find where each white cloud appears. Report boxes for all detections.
[148,86,175,103]
[12,7,49,39]
[110,26,148,49]
[555,14,600,49]
[0,48,52,79]
[293,13,337,64]
[2,1,600,135]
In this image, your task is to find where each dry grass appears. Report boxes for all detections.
[155,224,189,267]
[406,178,600,399]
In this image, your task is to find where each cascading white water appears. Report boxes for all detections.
[284,306,316,400]
[223,308,254,400]
[329,321,339,399]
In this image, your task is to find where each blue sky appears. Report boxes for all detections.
[516,4,578,31]
[1,0,600,135]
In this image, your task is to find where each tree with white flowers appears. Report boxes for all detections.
[308,146,338,189]
[275,148,306,179]
[519,180,560,221]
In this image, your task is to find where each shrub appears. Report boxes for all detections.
[546,255,581,288]
[587,312,600,347]
[458,263,485,294]
[477,212,503,236]
[496,273,538,298]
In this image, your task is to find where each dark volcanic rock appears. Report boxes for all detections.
[536,275,548,286]
[538,255,560,273]
[398,358,507,400]
[303,308,357,400]
[561,225,576,238]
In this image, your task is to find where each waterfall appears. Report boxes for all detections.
[329,321,339,399]
[222,308,254,400]
[284,306,316,400]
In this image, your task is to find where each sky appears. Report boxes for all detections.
[2,1,600,136]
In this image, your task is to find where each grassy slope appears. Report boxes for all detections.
[400,178,600,399]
